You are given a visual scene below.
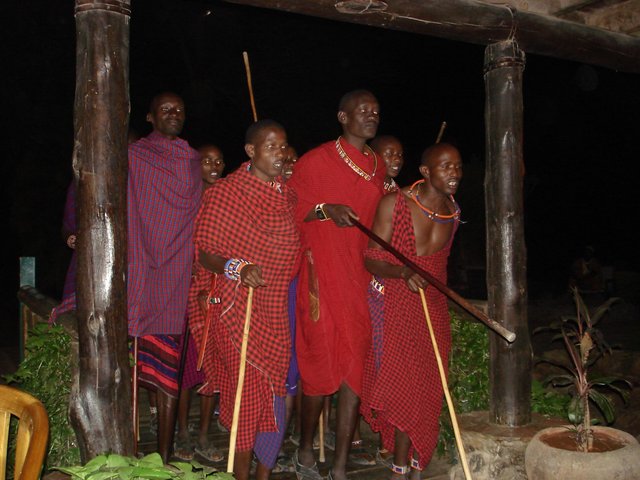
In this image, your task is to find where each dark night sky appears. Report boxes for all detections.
[2,0,640,344]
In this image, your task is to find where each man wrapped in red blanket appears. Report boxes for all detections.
[193,120,300,480]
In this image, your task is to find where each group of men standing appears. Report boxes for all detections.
[77,87,464,480]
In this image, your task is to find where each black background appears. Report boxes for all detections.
[2,0,639,346]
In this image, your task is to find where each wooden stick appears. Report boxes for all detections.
[227,287,255,473]
[132,336,139,453]
[352,218,515,342]
[243,51,258,122]
[318,410,325,463]
[419,288,472,480]
[436,121,447,143]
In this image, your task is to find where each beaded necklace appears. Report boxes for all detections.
[384,178,398,192]
[335,137,377,181]
[408,179,460,224]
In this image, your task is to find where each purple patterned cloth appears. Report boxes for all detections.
[178,327,205,391]
[286,276,300,396]
[253,395,286,468]
[128,131,201,336]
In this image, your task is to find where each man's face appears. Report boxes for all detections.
[246,127,288,182]
[377,139,403,179]
[147,94,185,140]
[424,148,463,195]
[200,146,225,186]
[282,147,298,181]
[339,93,380,141]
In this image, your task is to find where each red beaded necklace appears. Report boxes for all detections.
[408,179,460,223]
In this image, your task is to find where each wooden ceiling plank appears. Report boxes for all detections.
[223,0,640,73]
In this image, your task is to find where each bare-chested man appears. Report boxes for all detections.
[360,143,463,479]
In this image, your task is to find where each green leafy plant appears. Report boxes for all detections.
[3,322,80,469]
[534,287,632,452]
[53,452,234,479]
[530,378,570,419]
[437,309,489,456]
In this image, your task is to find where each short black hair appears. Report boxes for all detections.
[421,142,458,166]
[338,89,376,112]
[149,91,183,113]
[370,135,401,154]
[245,119,285,144]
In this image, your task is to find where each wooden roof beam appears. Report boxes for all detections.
[222,0,640,73]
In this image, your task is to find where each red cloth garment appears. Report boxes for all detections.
[360,192,458,469]
[288,140,385,396]
[192,163,300,451]
[128,131,202,336]
[188,265,221,396]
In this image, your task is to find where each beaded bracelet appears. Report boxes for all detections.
[223,258,252,281]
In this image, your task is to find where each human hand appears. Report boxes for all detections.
[67,234,77,249]
[240,264,266,288]
[400,266,428,293]
[322,204,359,227]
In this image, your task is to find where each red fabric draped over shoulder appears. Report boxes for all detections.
[361,191,458,468]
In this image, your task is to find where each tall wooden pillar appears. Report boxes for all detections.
[483,40,532,426]
[70,0,134,459]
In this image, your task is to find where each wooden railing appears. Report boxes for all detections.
[17,257,77,361]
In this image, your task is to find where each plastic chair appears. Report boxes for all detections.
[0,385,49,480]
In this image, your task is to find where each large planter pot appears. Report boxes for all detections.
[525,426,640,480]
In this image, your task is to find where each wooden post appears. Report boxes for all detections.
[69,0,134,459]
[483,40,532,426]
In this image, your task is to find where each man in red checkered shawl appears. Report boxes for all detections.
[361,143,463,480]
[192,119,300,480]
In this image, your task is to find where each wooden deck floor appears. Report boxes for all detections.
[136,389,451,479]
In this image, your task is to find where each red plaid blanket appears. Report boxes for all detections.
[361,191,458,468]
[191,163,300,448]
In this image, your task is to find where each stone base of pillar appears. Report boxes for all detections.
[448,411,564,480]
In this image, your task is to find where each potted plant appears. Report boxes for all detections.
[525,287,640,479]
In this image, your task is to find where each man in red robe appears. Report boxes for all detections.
[287,90,386,480]
[361,143,463,479]
[193,120,300,480]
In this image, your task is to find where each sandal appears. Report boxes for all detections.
[194,440,224,463]
[173,433,194,461]
[348,439,376,466]
[272,450,295,473]
[292,448,323,480]
[376,447,393,468]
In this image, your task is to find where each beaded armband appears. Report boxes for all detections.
[223,258,252,281]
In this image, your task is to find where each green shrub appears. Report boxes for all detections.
[54,453,233,480]
[3,322,81,469]
[437,310,490,456]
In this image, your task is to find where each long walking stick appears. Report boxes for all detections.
[227,287,255,472]
[318,410,325,463]
[435,121,447,143]
[243,51,258,122]
[351,219,515,343]
[132,336,139,455]
[419,288,472,480]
